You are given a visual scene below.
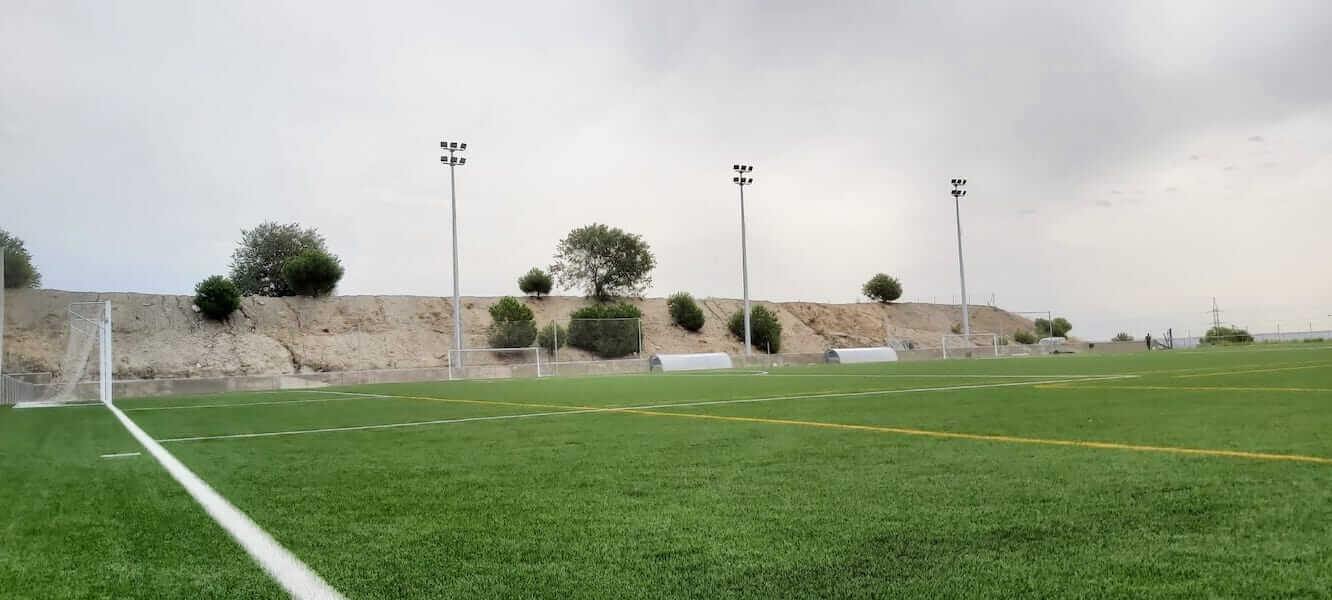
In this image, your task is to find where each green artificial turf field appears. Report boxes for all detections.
[3,345,1332,598]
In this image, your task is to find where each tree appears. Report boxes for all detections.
[1111,332,1134,342]
[518,268,553,298]
[229,222,329,297]
[1013,330,1037,344]
[486,297,537,348]
[193,276,242,320]
[728,305,782,353]
[667,292,705,332]
[567,303,642,358]
[280,249,344,297]
[1204,326,1253,345]
[550,223,656,300]
[1,229,41,289]
[862,273,903,303]
[1034,317,1073,338]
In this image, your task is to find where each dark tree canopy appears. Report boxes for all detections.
[280,249,344,297]
[229,222,329,297]
[518,267,553,297]
[194,275,242,320]
[862,273,903,303]
[1034,317,1073,338]
[1,229,41,289]
[550,224,655,301]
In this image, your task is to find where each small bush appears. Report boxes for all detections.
[667,292,705,332]
[280,249,344,297]
[1111,332,1134,342]
[568,303,643,358]
[950,323,962,335]
[1013,330,1037,344]
[518,268,553,297]
[728,305,782,353]
[537,322,568,352]
[486,297,537,348]
[862,273,902,303]
[193,276,241,320]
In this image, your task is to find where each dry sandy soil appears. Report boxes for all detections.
[1,290,1037,379]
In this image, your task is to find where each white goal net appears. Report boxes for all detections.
[940,333,999,359]
[38,301,113,405]
[448,347,543,380]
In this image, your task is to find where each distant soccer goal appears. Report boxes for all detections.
[448,347,542,380]
[16,301,113,407]
[940,333,999,359]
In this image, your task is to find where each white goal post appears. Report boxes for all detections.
[448,347,542,380]
[940,333,999,359]
[13,301,113,407]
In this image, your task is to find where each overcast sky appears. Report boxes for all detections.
[3,0,1330,339]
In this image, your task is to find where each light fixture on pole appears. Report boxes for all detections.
[949,178,971,337]
[440,141,468,358]
[732,164,755,357]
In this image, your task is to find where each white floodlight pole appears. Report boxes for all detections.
[732,165,755,356]
[950,179,971,337]
[102,300,112,405]
[440,141,468,360]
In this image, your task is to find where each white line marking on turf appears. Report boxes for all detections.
[105,402,345,599]
[100,452,141,458]
[158,374,1135,443]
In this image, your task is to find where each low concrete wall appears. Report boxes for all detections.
[1083,341,1150,354]
[732,353,826,369]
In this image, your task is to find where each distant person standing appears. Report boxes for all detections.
[1145,333,1152,351]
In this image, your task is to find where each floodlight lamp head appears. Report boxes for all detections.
[733,176,740,183]
[458,157,466,165]
[459,142,467,150]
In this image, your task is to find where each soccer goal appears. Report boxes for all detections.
[19,301,113,406]
[448,347,542,380]
[940,333,999,359]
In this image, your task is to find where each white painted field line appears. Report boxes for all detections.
[100,451,140,459]
[158,374,1136,444]
[105,402,345,599]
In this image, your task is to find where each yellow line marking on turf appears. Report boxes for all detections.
[1175,364,1329,379]
[614,410,1332,464]
[1037,383,1332,393]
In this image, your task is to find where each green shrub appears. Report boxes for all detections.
[1035,317,1073,338]
[486,297,537,348]
[862,273,902,303]
[1111,332,1134,342]
[1203,326,1253,345]
[1,229,41,288]
[193,276,242,320]
[950,323,962,335]
[537,322,568,352]
[280,249,344,297]
[1013,330,1037,344]
[567,303,642,358]
[728,305,782,353]
[667,292,705,332]
[518,268,553,297]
